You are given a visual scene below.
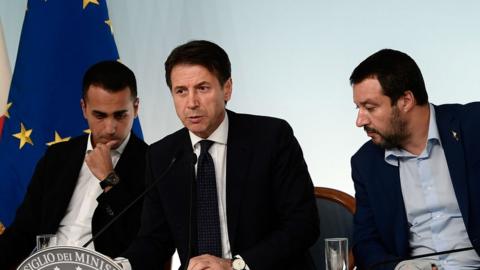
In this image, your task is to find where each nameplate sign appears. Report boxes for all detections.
[17,246,122,270]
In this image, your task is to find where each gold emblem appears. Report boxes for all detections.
[0,221,5,235]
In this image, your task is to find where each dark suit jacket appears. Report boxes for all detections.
[124,110,319,270]
[0,133,147,269]
[351,103,480,270]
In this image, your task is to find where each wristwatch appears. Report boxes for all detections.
[231,256,246,270]
[100,171,120,189]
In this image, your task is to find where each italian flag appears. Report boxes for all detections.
[0,19,11,139]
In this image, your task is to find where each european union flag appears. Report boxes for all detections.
[0,0,143,226]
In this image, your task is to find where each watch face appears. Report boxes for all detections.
[107,173,120,185]
[232,258,246,270]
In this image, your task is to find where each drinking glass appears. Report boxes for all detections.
[325,237,348,270]
[36,234,57,251]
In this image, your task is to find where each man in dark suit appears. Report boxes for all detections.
[350,49,480,270]
[0,60,147,269]
[122,40,319,270]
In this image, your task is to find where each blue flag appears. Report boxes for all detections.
[0,0,143,226]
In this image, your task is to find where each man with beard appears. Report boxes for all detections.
[350,49,480,270]
[0,61,147,269]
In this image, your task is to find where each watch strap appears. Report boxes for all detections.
[100,171,120,189]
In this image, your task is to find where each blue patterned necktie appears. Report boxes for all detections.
[196,140,222,257]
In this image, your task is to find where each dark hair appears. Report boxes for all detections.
[82,60,137,99]
[164,40,231,89]
[350,49,428,105]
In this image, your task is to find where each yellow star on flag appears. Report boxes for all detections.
[47,131,71,146]
[3,102,12,118]
[13,122,34,149]
[83,0,99,9]
[105,19,114,34]
[83,129,91,134]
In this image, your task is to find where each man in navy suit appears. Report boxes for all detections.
[122,40,319,270]
[350,49,480,270]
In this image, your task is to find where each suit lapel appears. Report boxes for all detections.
[176,130,196,229]
[225,111,252,248]
[435,105,469,224]
[115,133,143,181]
[164,129,196,251]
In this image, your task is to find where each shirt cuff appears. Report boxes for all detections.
[114,257,132,270]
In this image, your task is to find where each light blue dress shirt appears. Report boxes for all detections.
[384,104,480,270]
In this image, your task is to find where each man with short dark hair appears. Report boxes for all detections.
[122,40,319,270]
[350,49,480,270]
[0,60,147,269]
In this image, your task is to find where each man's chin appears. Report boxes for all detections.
[110,140,123,149]
[371,138,384,147]
[368,133,382,144]
[372,138,398,150]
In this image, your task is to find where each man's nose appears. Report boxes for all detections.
[356,110,369,128]
[186,90,199,109]
[105,118,117,134]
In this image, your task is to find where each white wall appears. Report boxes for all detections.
[2,0,480,196]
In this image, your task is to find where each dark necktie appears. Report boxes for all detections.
[196,140,222,257]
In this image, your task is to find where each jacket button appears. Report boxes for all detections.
[105,205,114,216]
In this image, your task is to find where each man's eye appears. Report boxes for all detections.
[175,89,186,95]
[115,114,127,120]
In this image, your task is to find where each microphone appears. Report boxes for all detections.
[184,152,197,270]
[82,152,181,248]
[367,246,476,270]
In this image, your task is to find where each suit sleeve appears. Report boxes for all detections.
[0,156,48,269]
[351,158,398,270]
[240,121,320,269]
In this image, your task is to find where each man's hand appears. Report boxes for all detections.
[85,140,116,181]
[187,254,231,270]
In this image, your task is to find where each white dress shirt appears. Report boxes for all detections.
[54,133,130,250]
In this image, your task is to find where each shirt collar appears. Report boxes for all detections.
[86,132,131,155]
[385,103,441,166]
[189,111,229,148]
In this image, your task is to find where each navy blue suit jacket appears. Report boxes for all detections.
[351,103,480,270]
